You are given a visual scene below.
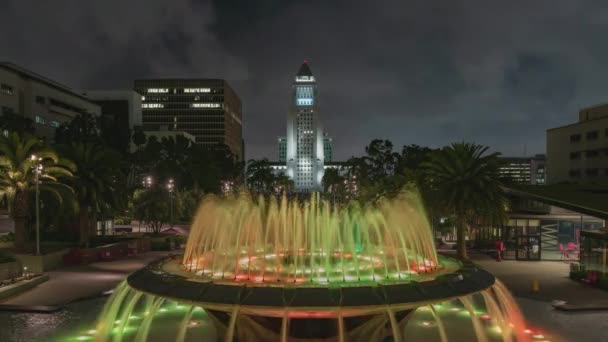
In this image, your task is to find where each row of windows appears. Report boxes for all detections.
[144,88,222,94]
[569,149,608,160]
[143,116,224,123]
[570,129,608,142]
[142,103,224,110]
[569,168,608,177]
[35,115,60,128]
[0,83,13,95]
[142,96,225,102]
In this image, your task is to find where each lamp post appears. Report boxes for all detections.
[31,155,43,255]
[143,175,153,189]
[167,179,174,229]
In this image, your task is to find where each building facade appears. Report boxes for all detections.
[82,90,142,152]
[284,62,327,192]
[547,104,608,183]
[133,79,243,160]
[0,62,100,139]
[278,133,332,164]
[499,155,545,184]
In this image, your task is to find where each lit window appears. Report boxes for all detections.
[142,103,164,109]
[50,120,60,128]
[184,88,211,93]
[35,115,46,125]
[191,103,221,108]
[147,88,169,93]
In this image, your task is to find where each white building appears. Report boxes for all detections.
[285,62,327,192]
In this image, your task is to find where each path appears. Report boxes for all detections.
[468,251,608,304]
[1,251,170,306]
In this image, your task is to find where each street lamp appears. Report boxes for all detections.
[30,155,43,255]
[167,179,174,229]
[142,175,153,188]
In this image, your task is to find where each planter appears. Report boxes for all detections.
[0,274,49,300]
[13,248,70,273]
[0,241,14,249]
[0,261,22,281]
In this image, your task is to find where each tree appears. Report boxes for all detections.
[423,142,507,259]
[132,187,182,233]
[57,142,127,246]
[321,167,344,193]
[54,113,101,145]
[246,159,276,193]
[0,133,74,251]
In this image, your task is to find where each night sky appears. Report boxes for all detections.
[2,1,607,160]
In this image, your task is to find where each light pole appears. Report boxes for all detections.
[167,179,174,229]
[143,175,153,189]
[31,155,43,255]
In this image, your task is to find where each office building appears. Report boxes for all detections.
[283,62,330,192]
[323,134,333,162]
[0,62,100,139]
[547,104,608,183]
[82,90,142,152]
[133,79,243,160]
[499,155,545,185]
[278,133,332,164]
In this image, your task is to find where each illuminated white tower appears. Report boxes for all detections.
[286,61,324,192]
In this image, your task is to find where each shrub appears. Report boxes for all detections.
[569,270,587,281]
[151,239,171,251]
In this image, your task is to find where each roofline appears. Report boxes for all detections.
[505,186,608,219]
[547,115,608,132]
[0,62,97,104]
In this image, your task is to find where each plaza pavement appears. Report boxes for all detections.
[468,250,608,305]
[0,251,171,307]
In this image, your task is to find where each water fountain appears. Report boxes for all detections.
[87,190,534,342]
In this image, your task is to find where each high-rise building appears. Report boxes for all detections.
[499,155,545,185]
[0,62,100,140]
[547,104,608,183]
[133,79,243,160]
[278,137,287,162]
[284,62,328,192]
[323,134,333,162]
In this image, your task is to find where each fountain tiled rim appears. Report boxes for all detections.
[126,256,495,316]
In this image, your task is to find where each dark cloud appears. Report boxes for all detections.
[2,1,608,159]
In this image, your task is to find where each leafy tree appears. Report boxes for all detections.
[246,159,276,193]
[423,142,507,259]
[0,133,74,250]
[321,167,344,193]
[54,113,101,145]
[132,187,182,233]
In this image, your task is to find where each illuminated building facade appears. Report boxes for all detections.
[133,79,243,160]
[284,62,327,192]
[499,155,546,185]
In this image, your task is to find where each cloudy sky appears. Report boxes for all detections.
[2,1,607,160]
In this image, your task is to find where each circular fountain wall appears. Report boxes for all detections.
[90,191,531,342]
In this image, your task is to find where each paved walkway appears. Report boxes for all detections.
[468,251,608,305]
[0,251,170,306]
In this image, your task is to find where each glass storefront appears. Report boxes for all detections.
[475,216,604,261]
[580,230,608,274]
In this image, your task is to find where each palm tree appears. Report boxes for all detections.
[423,142,507,260]
[0,133,74,251]
[58,142,126,246]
